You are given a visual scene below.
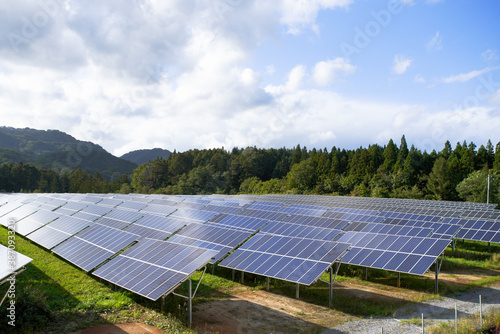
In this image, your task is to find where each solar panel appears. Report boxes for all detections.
[167,223,252,263]
[12,210,60,236]
[25,216,91,249]
[261,221,341,241]
[0,244,33,281]
[219,233,350,285]
[52,224,139,271]
[207,214,268,232]
[169,208,217,222]
[282,215,349,230]
[133,214,187,234]
[336,231,451,275]
[92,239,218,300]
[123,224,172,240]
[141,204,177,216]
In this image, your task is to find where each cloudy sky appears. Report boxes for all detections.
[1,0,499,156]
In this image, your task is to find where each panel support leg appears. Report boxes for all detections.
[329,267,333,308]
[365,267,368,281]
[161,295,165,313]
[452,239,456,256]
[266,277,270,291]
[240,271,244,284]
[188,279,192,327]
[232,269,235,281]
[211,263,215,275]
[296,283,300,299]
[397,272,401,288]
[434,253,444,295]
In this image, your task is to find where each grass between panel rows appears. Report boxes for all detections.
[0,227,195,334]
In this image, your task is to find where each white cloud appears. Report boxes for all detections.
[426,31,443,52]
[312,58,356,86]
[392,55,413,75]
[279,0,353,34]
[482,49,497,62]
[414,74,426,83]
[441,67,499,83]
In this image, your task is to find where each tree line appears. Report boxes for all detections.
[1,136,500,205]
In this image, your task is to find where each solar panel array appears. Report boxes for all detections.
[0,192,498,301]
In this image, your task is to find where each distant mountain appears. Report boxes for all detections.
[0,127,137,179]
[121,148,172,165]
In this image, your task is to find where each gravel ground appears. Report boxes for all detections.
[321,283,500,334]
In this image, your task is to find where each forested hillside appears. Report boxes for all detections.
[0,127,137,179]
[1,135,499,205]
[129,136,500,205]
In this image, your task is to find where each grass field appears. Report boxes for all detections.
[1,226,499,333]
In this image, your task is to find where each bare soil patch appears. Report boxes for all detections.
[65,323,164,334]
[193,290,349,334]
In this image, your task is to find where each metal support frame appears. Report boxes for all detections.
[434,252,445,295]
[328,259,343,308]
[0,268,26,307]
[365,267,368,281]
[397,272,401,288]
[266,277,270,291]
[211,263,215,275]
[452,238,457,256]
[232,269,235,281]
[240,271,244,284]
[188,279,192,327]
[295,283,300,299]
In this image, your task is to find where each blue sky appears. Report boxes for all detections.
[0,0,499,156]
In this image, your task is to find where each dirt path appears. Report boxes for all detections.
[193,290,349,334]
[65,323,164,334]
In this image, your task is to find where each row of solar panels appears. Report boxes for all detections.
[0,193,498,302]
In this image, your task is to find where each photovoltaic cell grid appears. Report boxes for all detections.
[207,214,268,232]
[336,232,451,275]
[93,238,218,300]
[52,224,139,271]
[13,210,60,236]
[261,221,342,241]
[25,216,92,250]
[343,221,434,238]
[169,208,218,223]
[444,218,500,243]
[282,215,349,230]
[167,223,252,263]
[0,244,33,281]
[220,233,350,285]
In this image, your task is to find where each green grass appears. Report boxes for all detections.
[0,228,195,334]
[427,308,500,334]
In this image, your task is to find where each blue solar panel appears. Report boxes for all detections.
[169,208,217,222]
[133,214,187,234]
[26,216,91,249]
[117,201,149,211]
[219,233,349,285]
[52,224,139,271]
[13,210,60,235]
[261,221,341,241]
[123,224,171,240]
[206,214,268,232]
[93,239,217,300]
[141,204,177,216]
[239,209,289,221]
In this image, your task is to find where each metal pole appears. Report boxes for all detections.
[487,174,490,205]
[454,303,457,334]
[232,269,235,281]
[296,283,300,299]
[480,295,482,329]
[188,279,192,327]
[421,313,424,334]
[211,264,215,275]
[240,271,244,284]
[266,277,270,291]
[365,267,368,280]
[329,267,333,308]
[435,262,439,295]
[161,295,165,313]
[397,272,401,288]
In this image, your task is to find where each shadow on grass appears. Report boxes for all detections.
[0,263,111,334]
